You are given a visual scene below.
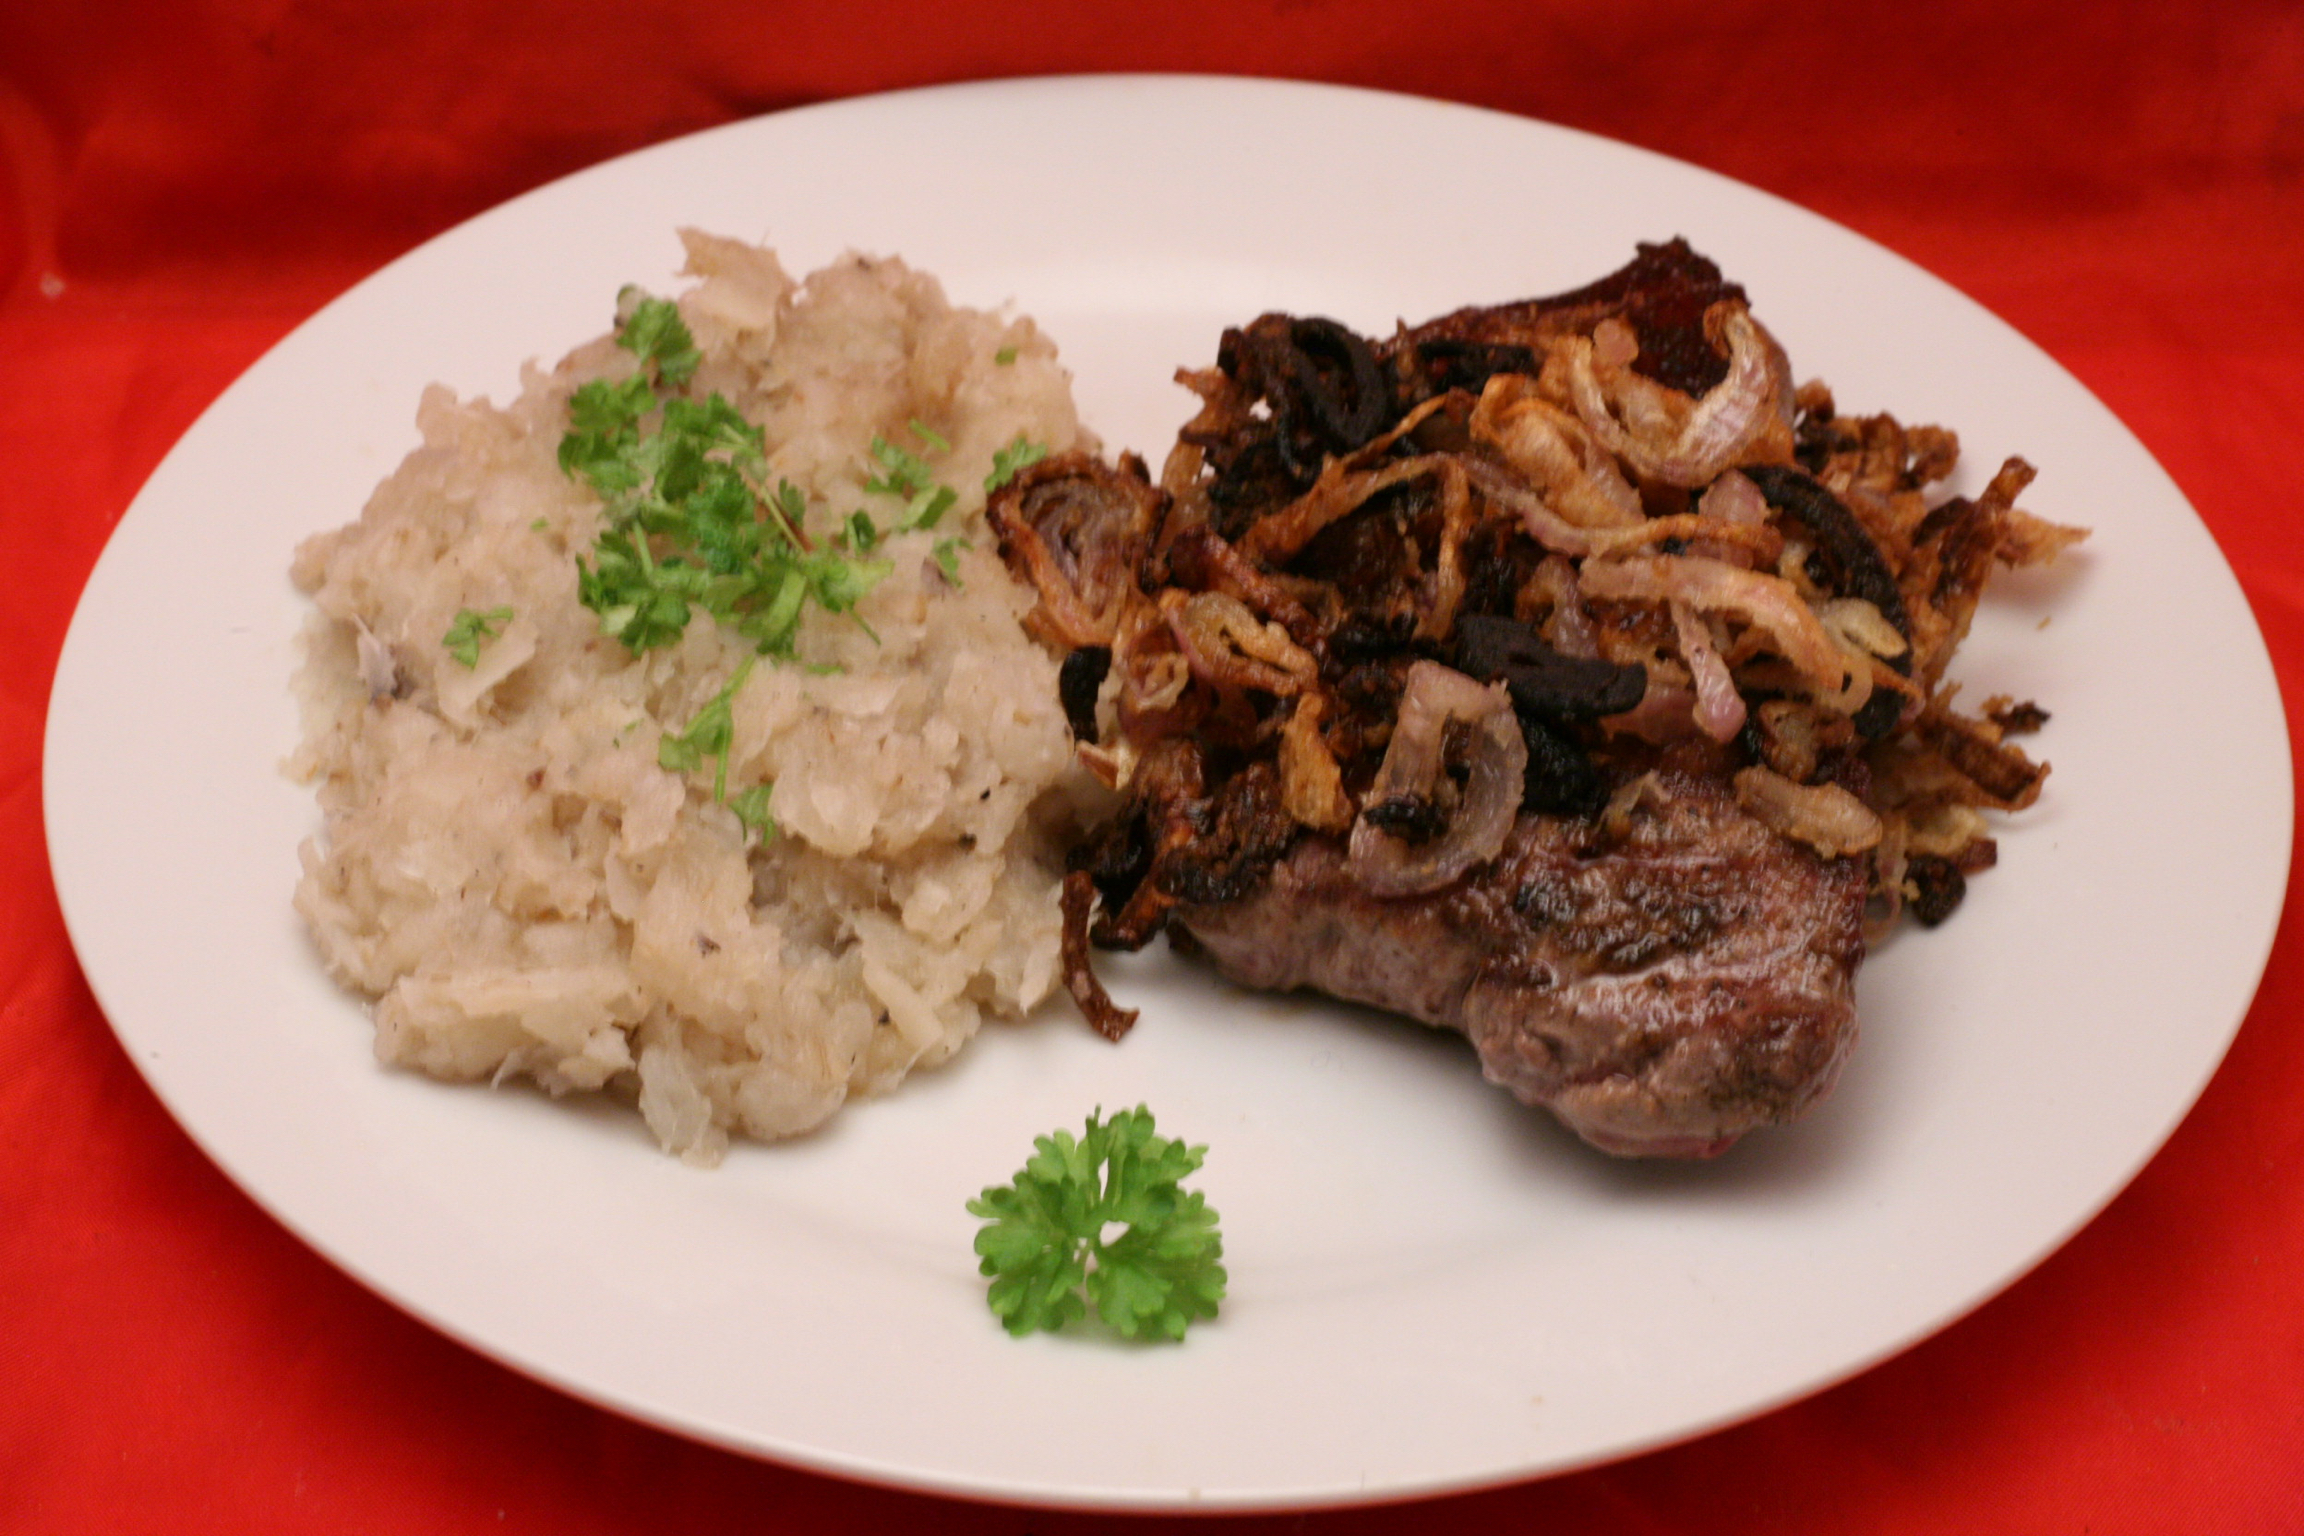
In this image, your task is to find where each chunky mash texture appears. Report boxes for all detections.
[289,232,1088,1163]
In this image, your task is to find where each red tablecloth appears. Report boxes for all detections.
[7,3,2301,1530]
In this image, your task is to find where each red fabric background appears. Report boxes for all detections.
[5,3,2302,1530]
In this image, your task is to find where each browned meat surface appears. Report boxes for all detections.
[1179,767,1867,1156]
[1389,236,1751,399]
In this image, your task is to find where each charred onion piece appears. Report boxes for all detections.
[1518,713,1608,817]
[1219,314,1394,481]
[1060,871,1138,1040]
[1739,462,1914,737]
[1058,646,1110,742]
[1903,854,1968,926]
[1453,614,1647,720]
[1452,617,1648,812]
[1910,704,2050,810]
[1389,336,1541,408]
[984,450,1166,648]
[1346,661,1527,896]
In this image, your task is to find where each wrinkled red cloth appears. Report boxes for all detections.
[5,3,2301,1532]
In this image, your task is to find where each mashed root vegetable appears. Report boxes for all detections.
[289,232,1089,1163]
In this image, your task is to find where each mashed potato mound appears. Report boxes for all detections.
[289,231,1090,1163]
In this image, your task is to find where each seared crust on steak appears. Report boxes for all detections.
[1179,767,1866,1156]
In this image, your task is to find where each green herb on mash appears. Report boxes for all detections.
[968,1107,1226,1342]
[441,606,513,668]
[931,537,971,582]
[846,425,1039,589]
[561,298,1041,655]
[658,655,761,816]
[726,782,777,837]
[985,435,1048,491]
[862,426,959,533]
[561,292,892,657]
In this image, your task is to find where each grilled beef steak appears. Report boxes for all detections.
[1177,765,1867,1156]
[990,241,2077,1158]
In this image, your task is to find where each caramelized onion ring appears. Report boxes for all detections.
[1672,601,1748,743]
[1160,589,1318,696]
[1464,458,1782,565]
[984,452,1163,647]
[1469,376,1643,529]
[1563,304,1789,487]
[1579,553,1856,705]
[1733,767,1884,858]
[1346,662,1527,897]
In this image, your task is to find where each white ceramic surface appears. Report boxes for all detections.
[44,76,2292,1511]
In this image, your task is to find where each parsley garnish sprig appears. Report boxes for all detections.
[558,287,1050,824]
[560,291,891,657]
[657,655,778,837]
[864,422,959,532]
[441,606,513,668]
[985,435,1047,492]
[968,1107,1226,1342]
[657,656,750,798]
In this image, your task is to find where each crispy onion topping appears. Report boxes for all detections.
[1671,601,1748,743]
[1236,452,1440,567]
[1563,304,1792,487]
[1278,693,1355,833]
[1817,596,1909,660]
[1579,553,1858,707]
[1346,661,1527,896]
[984,451,1164,648]
[1060,871,1138,1041]
[1698,467,1771,526]
[981,241,2085,1062]
[1160,588,1319,697]
[1108,599,1194,737]
[1469,376,1644,529]
[1733,766,1885,857]
[1690,469,1773,566]
[1465,457,1783,565]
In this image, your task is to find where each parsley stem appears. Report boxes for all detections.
[762,488,812,553]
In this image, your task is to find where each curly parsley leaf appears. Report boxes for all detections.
[726,782,777,837]
[659,655,761,813]
[967,1106,1225,1342]
[613,288,702,385]
[985,434,1048,492]
[863,430,959,533]
[441,606,514,668]
[561,290,891,659]
[930,536,970,584]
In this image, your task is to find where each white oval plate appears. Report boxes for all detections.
[44,76,2292,1510]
